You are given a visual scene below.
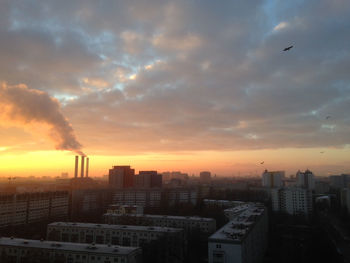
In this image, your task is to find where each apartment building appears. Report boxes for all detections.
[103,213,216,233]
[208,203,268,263]
[112,187,198,207]
[270,187,313,216]
[296,170,315,190]
[262,170,285,188]
[0,237,141,263]
[47,222,184,263]
[0,191,69,228]
[203,199,245,208]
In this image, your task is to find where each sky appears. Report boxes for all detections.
[0,0,350,177]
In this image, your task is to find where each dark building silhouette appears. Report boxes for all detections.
[109,166,135,189]
[137,171,162,188]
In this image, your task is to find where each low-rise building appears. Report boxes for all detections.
[107,204,144,215]
[47,222,184,263]
[104,213,216,233]
[208,203,268,263]
[0,237,142,263]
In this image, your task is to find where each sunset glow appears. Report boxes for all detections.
[0,0,350,178]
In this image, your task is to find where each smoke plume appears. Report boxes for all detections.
[0,83,84,155]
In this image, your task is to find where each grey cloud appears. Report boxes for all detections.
[1,0,350,154]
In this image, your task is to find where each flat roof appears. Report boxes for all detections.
[104,213,215,222]
[209,203,265,243]
[203,199,245,205]
[0,237,140,255]
[48,222,182,233]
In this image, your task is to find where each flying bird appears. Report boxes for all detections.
[260,161,264,164]
[283,45,293,51]
[320,151,324,154]
[326,116,331,119]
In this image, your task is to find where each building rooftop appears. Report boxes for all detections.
[209,203,265,243]
[104,213,215,222]
[224,203,254,215]
[203,199,245,207]
[48,222,182,233]
[0,237,140,255]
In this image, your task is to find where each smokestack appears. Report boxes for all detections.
[74,156,79,178]
[81,156,85,178]
[86,157,89,178]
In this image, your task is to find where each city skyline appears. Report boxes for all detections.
[1,0,350,177]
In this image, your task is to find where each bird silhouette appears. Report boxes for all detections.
[260,161,264,164]
[320,152,324,154]
[326,116,331,119]
[283,45,293,51]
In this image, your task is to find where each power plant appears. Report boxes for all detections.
[74,155,89,178]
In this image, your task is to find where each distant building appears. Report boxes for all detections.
[112,189,162,207]
[200,171,211,183]
[270,187,313,216]
[262,170,284,188]
[136,171,162,188]
[315,180,330,194]
[61,172,69,178]
[203,199,245,208]
[330,174,350,189]
[163,187,198,206]
[109,166,135,189]
[47,222,184,263]
[208,203,268,263]
[162,171,188,183]
[71,188,113,220]
[341,189,350,214]
[0,237,141,263]
[112,187,198,207]
[0,191,68,228]
[104,213,216,233]
[107,204,144,215]
[296,169,315,190]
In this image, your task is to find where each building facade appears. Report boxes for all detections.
[200,171,211,183]
[330,174,350,189]
[70,188,113,220]
[106,204,144,215]
[109,166,135,189]
[262,170,284,188]
[0,237,141,263]
[341,188,350,214]
[47,222,184,263]
[296,170,315,190]
[112,187,198,207]
[208,203,268,263]
[270,187,313,216]
[104,213,216,233]
[0,191,69,228]
[135,171,162,188]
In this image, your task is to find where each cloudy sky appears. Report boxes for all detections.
[0,0,350,177]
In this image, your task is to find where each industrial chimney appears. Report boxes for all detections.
[74,156,79,178]
[86,157,89,178]
[81,156,85,178]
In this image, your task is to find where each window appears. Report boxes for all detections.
[216,244,221,249]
